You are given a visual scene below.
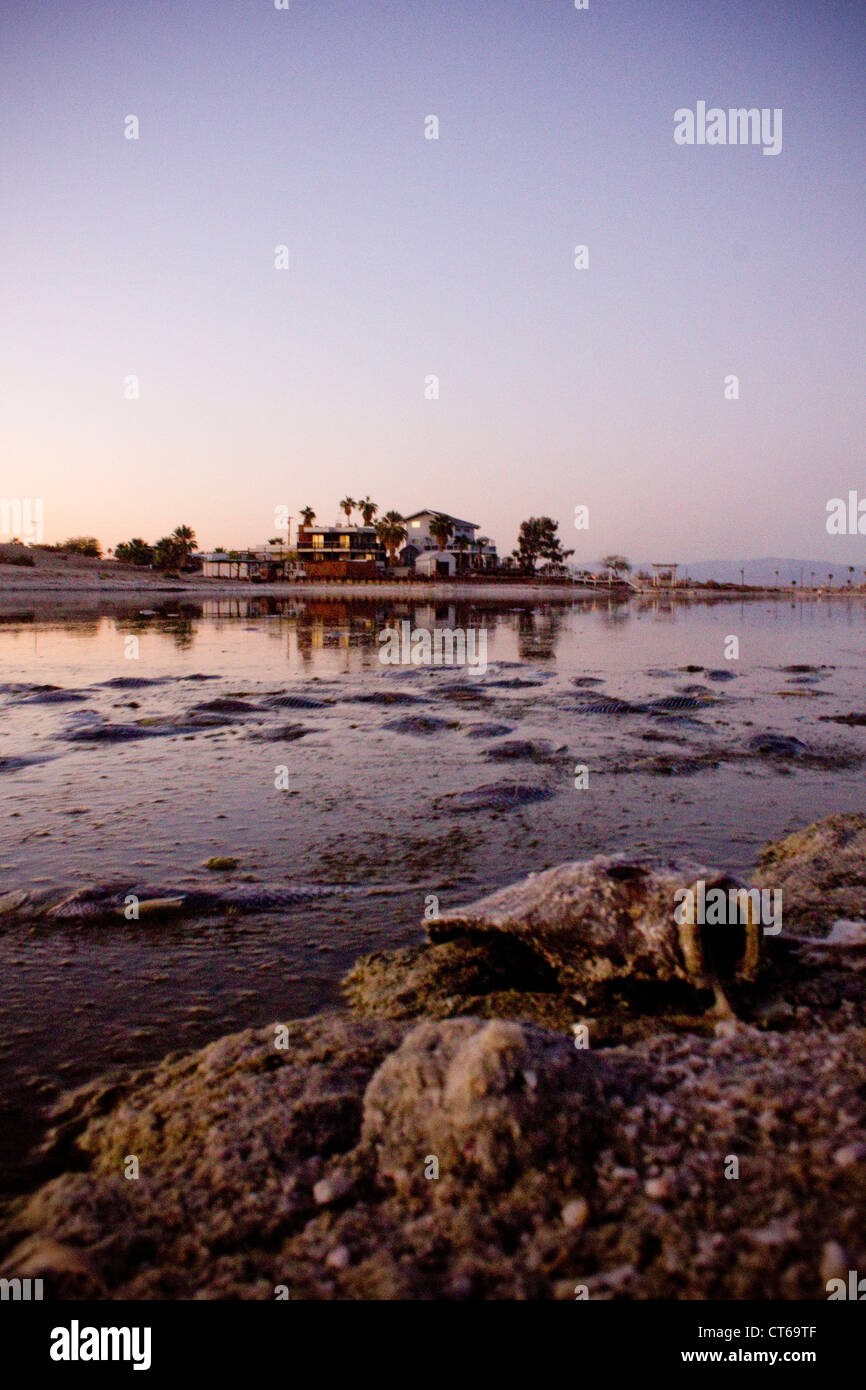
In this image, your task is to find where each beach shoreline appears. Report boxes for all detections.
[2,574,864,604]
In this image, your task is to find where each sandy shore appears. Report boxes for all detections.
[3,572,858,608]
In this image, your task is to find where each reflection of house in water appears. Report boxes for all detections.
[294,600,381,662]
[411,603,458,629]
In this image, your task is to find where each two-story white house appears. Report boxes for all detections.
[400,510,498,571]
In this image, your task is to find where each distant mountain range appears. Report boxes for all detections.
[633,557,865,587]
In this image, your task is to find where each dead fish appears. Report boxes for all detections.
[11,689,90,705]
[98,676,174,689]
[483,739,559,762]
[46,887,131,919]
[266,694,331,710]
[62,725,156,743]
[484,677,545,689]
[383,715,453,735]
[188,698,265,714]
[344,691,423,707]
[748,733,808,760]
[573,699,649,716]
[0,890,29,915]
[445,782,555,813]
[427,857,765,1017]
[247,723,318,742]
[646,695,715,712]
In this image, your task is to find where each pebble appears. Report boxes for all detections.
[833,1142,866,1168]
[561,1197,589,1229]
[819,1240,848,1283]
[313,1171,353,1205]
[325,1245,351,1271]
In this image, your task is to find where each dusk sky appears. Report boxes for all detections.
[1,0,863,562]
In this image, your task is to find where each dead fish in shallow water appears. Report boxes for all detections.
[46,887,132,918]
[573,699,649,716]
[29,882,386,921]
[0,890,29,915]
[445,782,555,813]
[646,695,715,712]
[427,857,766,1018]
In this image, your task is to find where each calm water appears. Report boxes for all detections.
[1,592,865,1191]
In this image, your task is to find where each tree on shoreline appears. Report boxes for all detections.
[339,497,356,526]
[359,497,378,526]
[172,525,197,563]
[602,554,631,579]
[512,517,574,574]
[428,513,454,551]
[115,538,154,566]
[300,506,316,527]
[151,525,198,572]
[375,511,408,565]
[54,537,102,558]
[453,534,470,571]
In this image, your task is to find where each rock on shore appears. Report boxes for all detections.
[2,814,866,1300]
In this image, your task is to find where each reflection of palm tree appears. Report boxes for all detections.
[375,511,407,565]
[339,497,356,525]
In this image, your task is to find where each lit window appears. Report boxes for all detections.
[411,520,421,529]
[340,535,350,548]
[312,534,324,548]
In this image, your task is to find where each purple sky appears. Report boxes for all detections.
[1,0,863,562]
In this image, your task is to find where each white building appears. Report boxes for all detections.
[401,509,497,570]
[414,549,456,577]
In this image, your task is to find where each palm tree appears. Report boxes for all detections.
[453,534,470,572]
[428,512,454,551]
[774,569,780,588]
[300,506,316,527]
[375,511,407,566]
[172,524,197,564]
[828,572,834,589]
[359,497,378,526]
[339,497,356,526]
[849,566,855,587]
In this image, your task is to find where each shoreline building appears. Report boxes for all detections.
[295,523,384,579]
[200,545,305,581]
[400,510,498,572]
